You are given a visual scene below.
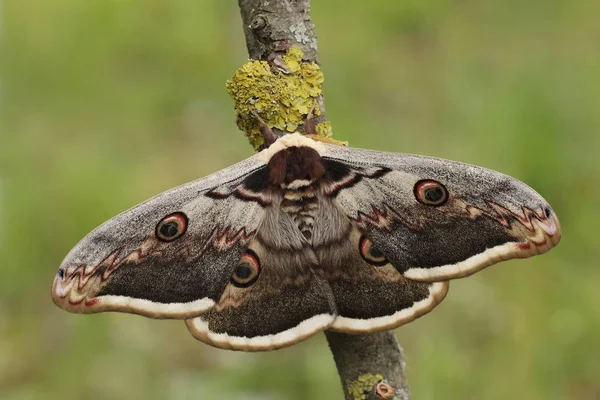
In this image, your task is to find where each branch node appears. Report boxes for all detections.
[347,373,384,400]
[375,380,396,399]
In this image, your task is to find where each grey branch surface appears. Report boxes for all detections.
[236,1,410,399]
[238,0,327,137]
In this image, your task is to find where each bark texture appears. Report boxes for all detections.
[326,332,410,400]
[238,0,327,135]
[236,1,411,399]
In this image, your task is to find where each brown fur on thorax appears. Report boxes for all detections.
[267,146,325,186]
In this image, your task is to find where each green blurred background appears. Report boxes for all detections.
[2,1,599,399]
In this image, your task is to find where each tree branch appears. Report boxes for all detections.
[325,332,410,400]
[236,1,411,399]
[238,0,327,136]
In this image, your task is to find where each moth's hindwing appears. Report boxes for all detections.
[313,196,449,333]
[186,205,337,351]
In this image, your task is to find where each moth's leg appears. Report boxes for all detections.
[303,102,318,136]
[304,101,348,146]
[249,109,277,148]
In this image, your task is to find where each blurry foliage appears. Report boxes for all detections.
[1,1,599,399]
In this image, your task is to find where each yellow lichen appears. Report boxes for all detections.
[226,46,329,150]
[347,373,384,400]
[315,121,333,138]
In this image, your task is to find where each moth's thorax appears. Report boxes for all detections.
[267,145,326,241]
[267,146,325,187]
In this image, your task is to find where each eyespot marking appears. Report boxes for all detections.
[155,212,188,242]
[359,235,388,266]
[414,180,448,206]
[231,249,261,288]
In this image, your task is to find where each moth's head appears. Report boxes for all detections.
[51,186,230,318]
[355,155,561,281]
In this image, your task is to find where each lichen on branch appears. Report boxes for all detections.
[348,373,384,400]
[226,46,332,150]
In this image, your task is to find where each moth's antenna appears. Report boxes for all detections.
[249,108,277,148]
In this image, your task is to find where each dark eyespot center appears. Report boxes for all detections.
[424,187,444,202]
[159,222,180,238]
[57,268,65,279]
[155,212,188,242]
[234,263,253,280]
[369,246,383,259]
[545,207,552,218]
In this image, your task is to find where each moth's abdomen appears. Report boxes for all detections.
[280,185,320,241]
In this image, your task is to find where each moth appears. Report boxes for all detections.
[52,132,561,351]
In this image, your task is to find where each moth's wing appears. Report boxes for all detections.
[186,204,337,351]
[52,153,274,318]
[320,144,560,282]
[313,197,448,333]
